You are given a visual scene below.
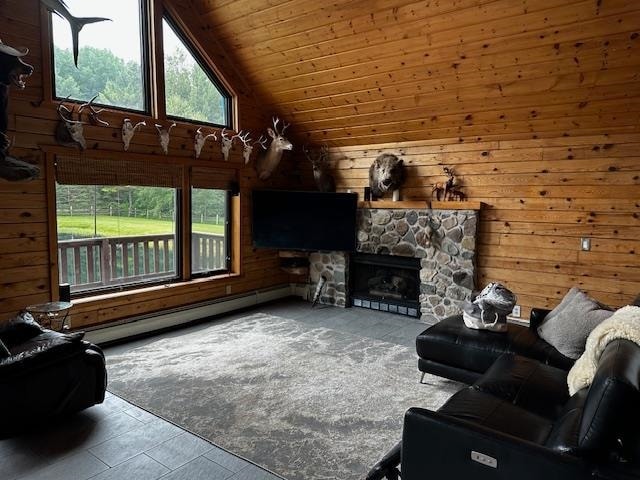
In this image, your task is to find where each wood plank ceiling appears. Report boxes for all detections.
[189,0,640,146]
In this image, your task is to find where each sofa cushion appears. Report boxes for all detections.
[416,315,573,377]
[474,354,569,420]
[438,387,554,445]
[537,287,613,360]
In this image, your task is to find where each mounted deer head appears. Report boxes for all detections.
[122,118,146,151]
[220,128,242,161]
[155,122,176,155]
[79,94,108,126]
[255,116,292,180]
[304,144,335,192]
[194,127,217,159]
[55,98,86,149]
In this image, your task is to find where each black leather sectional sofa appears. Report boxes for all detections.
[0,314,107,437]
[368,306,640,480]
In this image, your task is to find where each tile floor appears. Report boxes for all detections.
[2,298,429,480]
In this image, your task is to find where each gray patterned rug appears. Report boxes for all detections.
[106,313,461,480]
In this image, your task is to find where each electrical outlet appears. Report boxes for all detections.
[512,305,521,318]
[226,285,232,294]
[581,237,591,251]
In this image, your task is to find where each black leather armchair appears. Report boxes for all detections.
[0,313,107,437]
[369,339,640,480]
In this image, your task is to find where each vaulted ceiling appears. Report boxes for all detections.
[187,0,640,146]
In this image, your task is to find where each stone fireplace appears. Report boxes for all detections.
[308,205,479,325]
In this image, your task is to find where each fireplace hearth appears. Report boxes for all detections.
[307,205,480,324]
[351,253,420,317]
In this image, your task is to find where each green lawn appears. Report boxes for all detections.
[58,215,224,237]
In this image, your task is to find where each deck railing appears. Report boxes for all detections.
[58,232,225,290]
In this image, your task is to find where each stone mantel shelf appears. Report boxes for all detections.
[357,200,483,210]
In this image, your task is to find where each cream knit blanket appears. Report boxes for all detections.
[567,305,640,395]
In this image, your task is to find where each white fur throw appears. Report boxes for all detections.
[567,305,640,395]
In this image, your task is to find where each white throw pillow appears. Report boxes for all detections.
[537,287,613,359]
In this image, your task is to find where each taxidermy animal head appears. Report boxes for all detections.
[40,0,111,67]
[155,123,176,155]
[0,40,34,133]
[122,118,146,151]
[220,129,243,161]
[194,127,217,159]
[369,153,405,199]
[238,131,261,164]
[56,99,86,149]
[304,144,335,192]
[255,117,292,180]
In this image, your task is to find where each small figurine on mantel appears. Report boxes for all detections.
[369,153,406,199]
[432,166,465,201]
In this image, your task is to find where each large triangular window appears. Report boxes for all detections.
[162,17,231,128]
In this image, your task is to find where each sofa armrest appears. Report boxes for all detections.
[529,308,551,332]
[402,407,589,480]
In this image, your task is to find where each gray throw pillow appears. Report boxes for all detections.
[537,287,613,359]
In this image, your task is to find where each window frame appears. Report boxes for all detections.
[48,0,153,115]
[45,0,234,128]
[189,188,232,279]
[162,14,233,129]
[46,151,238,300]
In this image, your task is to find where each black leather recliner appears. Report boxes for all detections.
[370,339,640,480]
[0,313,107,437]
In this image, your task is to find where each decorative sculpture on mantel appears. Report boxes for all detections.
[0,39,39,181]
[122,118,146,151]
[155,122,176,155]
[432,166,465,201]
[194,127,217,159]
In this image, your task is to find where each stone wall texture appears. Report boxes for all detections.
[309,252,349,307]
[357,208,478,324]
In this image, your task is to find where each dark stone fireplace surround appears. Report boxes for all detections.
[308,207,479,325]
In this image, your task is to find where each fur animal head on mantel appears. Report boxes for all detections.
[369,153,405,199]
[255,117,293,180]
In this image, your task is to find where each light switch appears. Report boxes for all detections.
[581,237,591,251]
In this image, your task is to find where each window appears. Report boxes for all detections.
[48,1,233,125]
[51,0,148,112]
[53,157,236,296]
[56,184,178,294]
[163,17,231,126]
[191,189,229,275]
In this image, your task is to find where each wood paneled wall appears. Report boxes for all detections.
[1,0,639,325]
[0,0,296,327]
[188,0,640,315]
[328,134,640,317]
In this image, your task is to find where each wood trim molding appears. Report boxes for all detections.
[430,201,483,210]
[357,200,428,209]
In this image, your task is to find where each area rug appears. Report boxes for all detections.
[106,313,461,480]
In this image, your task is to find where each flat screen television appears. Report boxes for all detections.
[252,190,358,251]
